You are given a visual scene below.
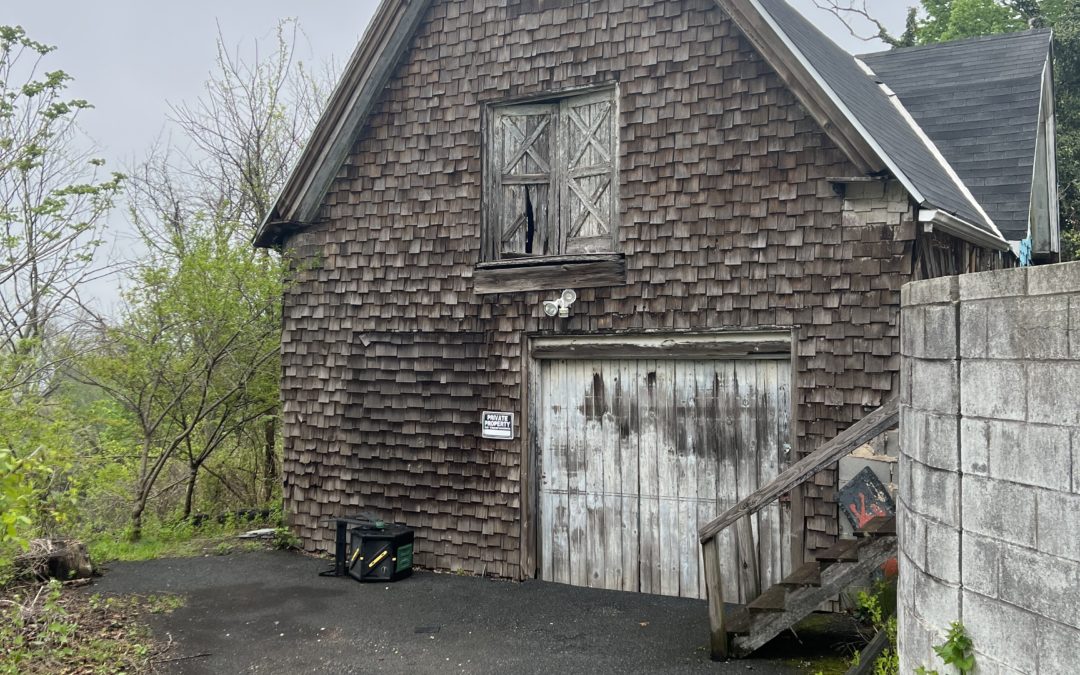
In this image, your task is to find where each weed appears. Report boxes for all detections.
[272,527,301,550]
[915,621,976,675]
[0,581,181,673]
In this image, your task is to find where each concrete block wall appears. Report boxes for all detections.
[899,261,1080,674]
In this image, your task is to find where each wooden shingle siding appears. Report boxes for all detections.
[280,0,926,576]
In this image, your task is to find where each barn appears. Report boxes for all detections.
[254,0,1058,601]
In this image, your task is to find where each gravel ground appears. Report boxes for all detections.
[86,550,846,674]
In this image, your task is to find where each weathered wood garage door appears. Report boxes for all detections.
[537,358,791,601]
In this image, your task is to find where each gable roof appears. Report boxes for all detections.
[861,29,1053,242]
[727,0,1003,247]
[254,0,1015,251]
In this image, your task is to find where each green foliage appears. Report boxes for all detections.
[0,25,123,393]
[0,21,327,571]
[852,579,899,675]
[934,622,976,673]
[915,0,1028,42]
[0,382,80,551]
[0,583,181,673]
[915,621,976,675]
[272,527,301,551]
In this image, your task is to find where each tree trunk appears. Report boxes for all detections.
[130,499,146,541]
[262,417,277,504]
[182,466,199,520]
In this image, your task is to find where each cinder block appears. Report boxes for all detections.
[901,306,925,357]
[910,459,960,527]
[960,360,1027,422]
[898,454,911,503]
[976,416,1075,490]
[922,412,959,472]
[923,304,958,359]
[962,591,1038,673]
[903,275,959,308]
[959,301,988,359]
[900,406,922,465]
[986,420,1071,491]
[1070,296,1080,359]
[1074,429,1080,494]
[924,518,961,583]
[1027,260,1080,296]
[962,532,1001,598]
[959,267,1027,300]
[1036,617,1080,675]
[1036,491,1080,563]
[899,505,926,570]
[900,357,913,406]
[970,651,1025,675]
[911,359,959,415]
[1027,362,1080,426]
[962,475,1037,548]
[898,609,948,675]
[912,569,961,630]
[999,544,1080,627]
[986,295,1070,360]
[961,418,990,476]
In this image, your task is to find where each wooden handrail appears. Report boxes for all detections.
[698,397,899,544]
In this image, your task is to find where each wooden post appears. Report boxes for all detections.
[736,515,760,601]
[702,537,728,660]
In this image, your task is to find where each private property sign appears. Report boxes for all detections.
[481,411,514,440]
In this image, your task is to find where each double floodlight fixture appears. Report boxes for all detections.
[543,289,578,318]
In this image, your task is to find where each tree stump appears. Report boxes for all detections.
[14,539,95,582]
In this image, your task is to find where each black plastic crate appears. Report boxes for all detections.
[347,523,414,582]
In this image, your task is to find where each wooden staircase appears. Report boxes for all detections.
[699,398,900,660]
[722,517,896,658]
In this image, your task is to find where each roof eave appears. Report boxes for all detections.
[919,208,1010,252]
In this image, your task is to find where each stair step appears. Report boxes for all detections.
[854,515,896,538]
[777,561,822,588]
[746,585,788,612]
[725,605,752,635]
[814,538,862,563]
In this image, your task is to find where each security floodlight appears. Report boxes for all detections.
[542,289,578,318]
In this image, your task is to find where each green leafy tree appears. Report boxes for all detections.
[915,0,1028,41]
[0,26,123,393]
[74,231,283,537]
[70,20,328,536]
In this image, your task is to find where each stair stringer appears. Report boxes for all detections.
[731,535,898,657]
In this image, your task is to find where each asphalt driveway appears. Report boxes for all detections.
[88,550,837,674]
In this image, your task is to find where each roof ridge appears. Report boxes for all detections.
[859,27,1052,58]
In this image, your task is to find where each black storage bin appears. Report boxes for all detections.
[347,522,414,582]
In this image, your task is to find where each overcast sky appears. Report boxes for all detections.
[4,1,910,308]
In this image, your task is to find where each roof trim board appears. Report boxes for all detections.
[864,61,1006,244]
[919,209,1011,252]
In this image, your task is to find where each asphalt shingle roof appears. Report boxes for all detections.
[758,0,1000,236]
[861,30,1052,241]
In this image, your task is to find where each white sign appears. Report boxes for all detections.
[482,411,514,440]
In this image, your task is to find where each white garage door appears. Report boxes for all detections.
[537,358,791,600]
